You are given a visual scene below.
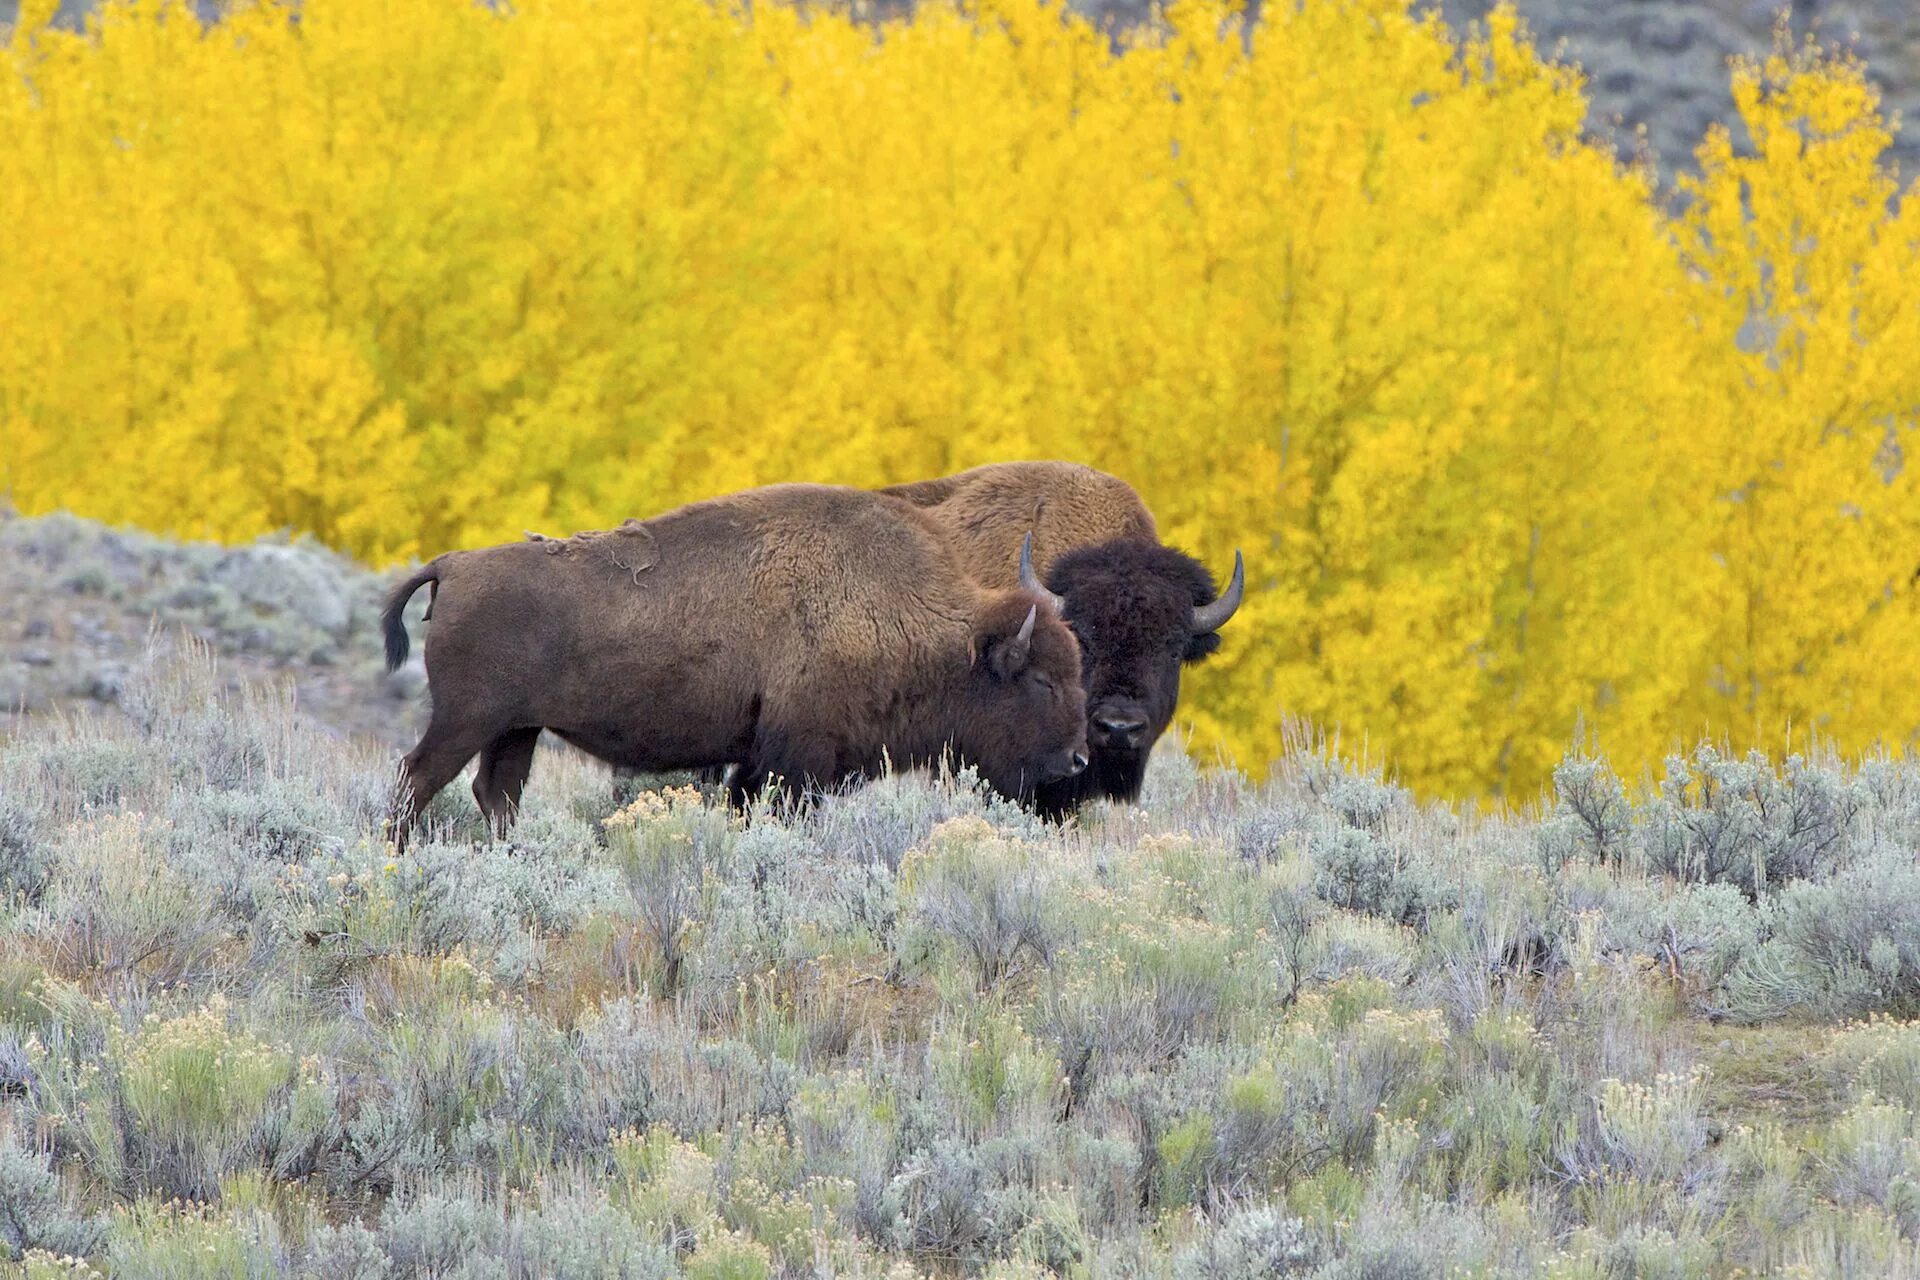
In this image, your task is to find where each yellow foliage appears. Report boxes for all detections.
[1,0,1915,799]
[1675,45,1920,762]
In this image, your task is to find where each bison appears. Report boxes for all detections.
[381,484,1090,845]
[881,462,1242,818]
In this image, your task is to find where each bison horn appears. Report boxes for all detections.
[1190,550,1245,635]
[1016,602,1038,646]
[1018,532,1067,615]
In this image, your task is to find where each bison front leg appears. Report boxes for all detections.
[474,726,542,838]
[742,726,842,816]
[727,762,818,817]
[725,765,767,813]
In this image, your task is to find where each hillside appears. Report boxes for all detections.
[0,510,425,749]
[1438,0,1920,181]
[2,584,1920,1272]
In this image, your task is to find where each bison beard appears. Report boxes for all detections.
[380,485,1089,847]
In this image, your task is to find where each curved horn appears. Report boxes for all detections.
[1018,532,1067,615]
[1190,550,1244,635]
[1015,602,1038,646]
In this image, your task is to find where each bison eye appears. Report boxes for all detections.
[1028,671,1056,694]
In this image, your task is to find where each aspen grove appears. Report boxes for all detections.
[2,0,1917,799]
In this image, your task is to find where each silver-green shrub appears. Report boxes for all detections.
[1172,1202,1320,1280]
[0,636,1917,1276]
[0,1132,106,1261]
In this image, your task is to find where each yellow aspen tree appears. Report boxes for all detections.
[1678,43,1920,759]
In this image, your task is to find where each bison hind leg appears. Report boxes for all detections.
[388,714,499,851]
[474,727,542,838]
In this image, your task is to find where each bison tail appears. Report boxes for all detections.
[381,561,441,672]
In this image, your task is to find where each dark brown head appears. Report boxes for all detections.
[954,590,1090,801]
[1023,537,1243,817]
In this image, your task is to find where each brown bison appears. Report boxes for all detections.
[381,484,1089,844]
[881,462,1242,818]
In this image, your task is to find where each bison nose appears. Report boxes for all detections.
[1091,713,1147,750]
[1042,748,1089,783]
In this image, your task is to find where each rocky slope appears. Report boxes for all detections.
[1437,0,1920,182]
[0,509,426,747]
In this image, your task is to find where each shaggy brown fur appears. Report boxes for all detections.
[382,484,1088,845]
[882,461,1158,585]
[882,462,1242,818]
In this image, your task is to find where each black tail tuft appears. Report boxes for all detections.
[382,561,440,672]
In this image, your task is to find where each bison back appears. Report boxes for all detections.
[880,461,1157,589]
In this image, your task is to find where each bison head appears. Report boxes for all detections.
[1024,537,1243,818]
[959,592,1090,802]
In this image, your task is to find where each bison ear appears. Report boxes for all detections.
[1184,631,1223,664]
[982,604,1037,682]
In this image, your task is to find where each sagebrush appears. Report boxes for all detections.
[0,648,1916,1274]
